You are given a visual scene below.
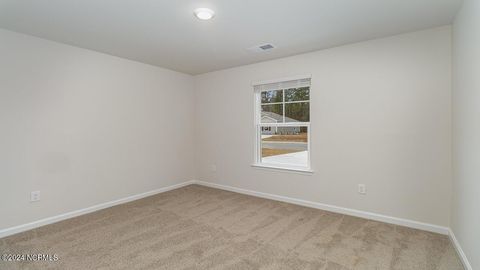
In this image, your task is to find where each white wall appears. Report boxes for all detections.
[452,0,480,268]
[0,25,456,234]
[194,27,452,227]
[0,29,195,230]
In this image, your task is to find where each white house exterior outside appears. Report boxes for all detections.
[261,111,300,135]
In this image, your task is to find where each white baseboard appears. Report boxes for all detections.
[449,228,473,270]
[1,179,466,266]
[193,180,450,235]
[0,180,196,239]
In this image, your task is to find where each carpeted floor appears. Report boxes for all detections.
[0,185,464,270]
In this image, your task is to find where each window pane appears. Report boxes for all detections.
[261,104,283,123]
[285,102,309,122]
[261,126,308,167]
[285,87,309,102]
[261,90,283,104]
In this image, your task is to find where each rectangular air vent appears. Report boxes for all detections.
[259,44,274,50]
[247,43,276,53]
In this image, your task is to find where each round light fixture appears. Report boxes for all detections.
[194,8,215,20]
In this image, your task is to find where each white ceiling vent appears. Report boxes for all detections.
[247,43,276,53]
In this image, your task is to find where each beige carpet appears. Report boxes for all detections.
[0,185,463,270]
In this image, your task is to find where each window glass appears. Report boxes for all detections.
[261,90,283,104]
[261,104,283,123]
[285,87,309,102]
[261,126,308,167]
[285,102,309,122]
[254,78,311,170]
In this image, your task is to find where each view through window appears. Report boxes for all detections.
[254,77,311,170]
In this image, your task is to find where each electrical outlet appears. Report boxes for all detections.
[358,184,366,195]
[210,164,217,172]
[30,191,41,202]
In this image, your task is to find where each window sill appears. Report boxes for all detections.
[251,163,314,174]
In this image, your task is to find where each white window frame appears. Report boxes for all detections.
[252,75,312,173]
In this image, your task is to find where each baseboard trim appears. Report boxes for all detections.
[0,179,455,243]
[193,180,450,235]
[449,228,473,270]
[2,179,470,267]
[0,180,196,239]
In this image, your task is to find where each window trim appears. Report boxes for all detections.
[251,163,314,174]
[253,76,312,172]
[251,74,312,87]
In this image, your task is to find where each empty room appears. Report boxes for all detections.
[0,0,478,269]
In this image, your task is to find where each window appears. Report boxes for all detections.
[253,77,311,172]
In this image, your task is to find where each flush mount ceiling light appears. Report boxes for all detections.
[194,8,215,20]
